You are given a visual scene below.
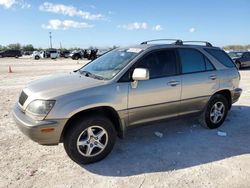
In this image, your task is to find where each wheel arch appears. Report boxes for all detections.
[60,106,125,142]
[211,89,232,110]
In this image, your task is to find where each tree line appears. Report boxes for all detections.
[0,43,118,51]
[0,43,35,51]
[223,45,250,51]
[2,43,249,51]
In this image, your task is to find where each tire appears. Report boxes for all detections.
[35,55,40,60]
[63,115,116,165]
[74,55,79,60]
[199,94,228,129]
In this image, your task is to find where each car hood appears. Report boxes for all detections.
[25,72,106,99]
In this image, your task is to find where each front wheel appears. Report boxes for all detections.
[199,94,229,129]
[63,115,116,165]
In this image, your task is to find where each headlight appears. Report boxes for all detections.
[26,100,55,120]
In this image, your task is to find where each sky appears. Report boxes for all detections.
[0,0,249,49]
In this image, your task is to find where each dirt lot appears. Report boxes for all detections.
[0,57,250,188]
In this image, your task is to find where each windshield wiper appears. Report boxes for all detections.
[80,70,105,80]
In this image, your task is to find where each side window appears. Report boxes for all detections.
[135,49,177,79]
[205,57,215,71]
[178,48,206,74]
[205,48,235,67]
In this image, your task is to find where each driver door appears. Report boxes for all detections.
[127,49,181,126]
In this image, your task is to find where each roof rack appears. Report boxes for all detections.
[140,39,183,45]
[182,41,213,47]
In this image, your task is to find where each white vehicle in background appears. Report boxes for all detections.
[49,50,60,59]
[32,51,45,60]
[32,50,60,60]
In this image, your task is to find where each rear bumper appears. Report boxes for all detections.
[231,88,242,104]
[12,103,67,145]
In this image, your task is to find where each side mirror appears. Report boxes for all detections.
[132,68,149,81]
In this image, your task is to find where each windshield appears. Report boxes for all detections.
[228,52,243,58]
[79,48,142,80]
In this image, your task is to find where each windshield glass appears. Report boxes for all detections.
[79,48,142,80]
[228,52,243,58]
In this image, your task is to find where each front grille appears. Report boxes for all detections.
[19,91,28,106]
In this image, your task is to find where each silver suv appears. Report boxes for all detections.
[13,39,242,164]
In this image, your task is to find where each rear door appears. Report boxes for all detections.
[127,49,182,126]
[178,48,219,115]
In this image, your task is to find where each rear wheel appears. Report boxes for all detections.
[35,55,40,60]
[199,94,228,129]
[63,115,116,164]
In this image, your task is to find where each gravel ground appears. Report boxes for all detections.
[0,58,250,188]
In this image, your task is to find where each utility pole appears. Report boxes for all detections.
[49,32,52,49]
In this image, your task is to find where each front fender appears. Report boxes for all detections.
[46,83,129,119]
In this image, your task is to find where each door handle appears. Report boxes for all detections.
[209,75,217,80]
[168,80,180,87]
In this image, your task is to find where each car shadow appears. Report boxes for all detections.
[83,105,250,177]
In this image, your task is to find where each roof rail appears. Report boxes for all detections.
[141,39,183,45]
[182,41,213,47]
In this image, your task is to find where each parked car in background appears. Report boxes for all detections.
[228,51,250,69]
[88,49,98,60]
[69,50,84,60]
[32,51,46,60]
[13,39,242,165]
[83,49,89,59]
[49,50,60,59]
[60,50,71,58]
[22,51,33,56]
[0,49,22,58]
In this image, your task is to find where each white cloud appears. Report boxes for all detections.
[152,25,163,31]
[189,27,195,33]
[39,2,104,20]
[20,2,30,9]
[117,22,148,30]
[0,0,30,8]
[42,19,94,30]
[0,0,16,8]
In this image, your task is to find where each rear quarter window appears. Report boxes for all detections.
[205,48,235,68]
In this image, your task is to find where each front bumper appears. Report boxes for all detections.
[232,88,242,104]
[12,103,67,145]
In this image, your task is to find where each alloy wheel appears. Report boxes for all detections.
[76,126,108,157]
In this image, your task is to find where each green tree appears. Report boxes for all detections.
[8,43,21,50]
[0,45,7,51]
[22,44,34,51]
